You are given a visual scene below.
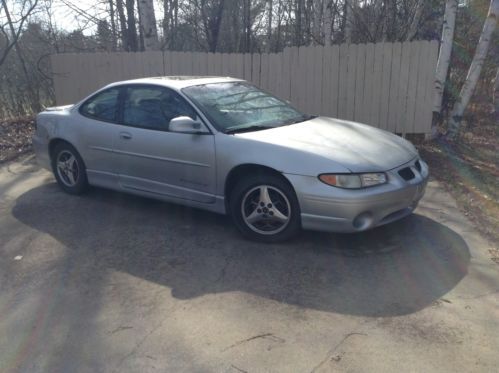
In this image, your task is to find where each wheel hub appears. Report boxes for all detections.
[241,185,291,235]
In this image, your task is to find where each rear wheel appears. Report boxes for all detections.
[51,142,88,195]
[229,173,301,242]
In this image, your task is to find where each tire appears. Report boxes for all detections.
[51,142,88,195]
[229,173,301,243]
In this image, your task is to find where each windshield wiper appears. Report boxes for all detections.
[279,114,316,126]
[224,124,275,134]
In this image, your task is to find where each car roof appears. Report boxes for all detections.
[105,76,245,90]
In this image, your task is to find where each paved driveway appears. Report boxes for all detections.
[1,155,498,372]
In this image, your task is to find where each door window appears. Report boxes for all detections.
[122,86,197,131]
[79,88,120,122]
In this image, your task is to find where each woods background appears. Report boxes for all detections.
[0,0,498,135]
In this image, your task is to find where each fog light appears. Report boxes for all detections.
[353,212,373,230]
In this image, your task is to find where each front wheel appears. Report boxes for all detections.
[229,174,301,242]
[51,142,88,195]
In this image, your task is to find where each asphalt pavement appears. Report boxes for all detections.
[0,155,498,372]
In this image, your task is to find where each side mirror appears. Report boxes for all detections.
[169,116,209,134]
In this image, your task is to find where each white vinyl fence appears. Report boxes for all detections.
[51,40,438,134]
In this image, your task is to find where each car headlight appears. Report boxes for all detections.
[319,173,387,189]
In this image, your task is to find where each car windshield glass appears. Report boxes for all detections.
[182,82,311,133]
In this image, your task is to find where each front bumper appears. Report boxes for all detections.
[285,158,428,233]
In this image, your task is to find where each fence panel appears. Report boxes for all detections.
[51,41,438,134]
[353,44,365,123]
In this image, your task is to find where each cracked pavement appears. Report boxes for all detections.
[0,155,498,372]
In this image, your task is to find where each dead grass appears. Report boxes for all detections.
[0,117,35,163]
[418,111,499,244]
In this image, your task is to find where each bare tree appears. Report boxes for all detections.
[0,0,40,111]
[200,0,226,52]
[0,0,39,65]
[108,0,117,50]
[406,0,424,41]
[344,0,354,43]
[433,0,458,120]
[138,0,159,50]
[116,0,129,50]
[126,0,139,51]
[447,0,499,139]
[323,0,332,46]
[295,0,303,45]
[494,68,499,117]
[266,0,272,51]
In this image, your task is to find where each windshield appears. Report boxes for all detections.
[182,82,312,133]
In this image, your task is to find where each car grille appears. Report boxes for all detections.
[415,160,422,173]
[398,167,415,181]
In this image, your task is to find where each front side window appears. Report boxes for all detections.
[182,82,312,133]
[122,86,197,130]
[79,88,120,122]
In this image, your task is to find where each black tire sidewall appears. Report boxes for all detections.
[51,143,88,195]
[229,173,301,243]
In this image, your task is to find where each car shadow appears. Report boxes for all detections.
[12,182,470,317]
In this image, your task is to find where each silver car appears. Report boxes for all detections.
[33,76,428,242]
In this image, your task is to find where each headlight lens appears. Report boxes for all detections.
[319,173,387,189]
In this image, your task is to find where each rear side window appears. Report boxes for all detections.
[80,88,120,122]
[122,86,197,130]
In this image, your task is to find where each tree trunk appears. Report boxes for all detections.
[323,0,332,46]
[406,0,424,41]
[109,0,117,50]
[494,68,499,117]
[138,0,159,50]
[243,0,251,53]
[125,0,139,51]
[382,0,397,42]
[201,0,226,52]
[312,0,322,45]
[447,0,498,139]
[344,0,354,43]
[295,0,303,46]
[172,0,178,49]
[433,0,458,115]
[267,0,273,52]
[116,0,129,50]
[276,0,282,51]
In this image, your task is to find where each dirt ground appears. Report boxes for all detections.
[0,118,35,163]
[0,155,498,372]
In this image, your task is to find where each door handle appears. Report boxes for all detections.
[119,132,132,140]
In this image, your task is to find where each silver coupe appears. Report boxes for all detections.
[33,76,429,242]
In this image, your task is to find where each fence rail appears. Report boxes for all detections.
[51,40,438,134]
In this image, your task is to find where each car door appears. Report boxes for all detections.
[114,84,216,204]
[76,86,121,188]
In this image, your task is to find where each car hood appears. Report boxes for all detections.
[235,117,418,172]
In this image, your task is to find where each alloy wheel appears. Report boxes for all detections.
[241,185,291,235]
[56,150,80,187]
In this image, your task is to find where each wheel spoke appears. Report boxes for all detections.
[57,161,66,170]
[67,155,76,170]
[259,186,272,205]
[245,208,261,224]
[271,207,288,223]
[66,169,76,185]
